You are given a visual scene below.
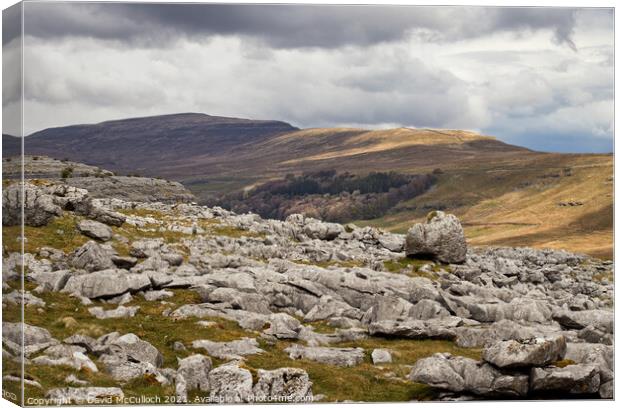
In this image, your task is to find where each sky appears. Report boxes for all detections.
[2,2,614,153]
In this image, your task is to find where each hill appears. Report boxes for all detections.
[2,113,612,258]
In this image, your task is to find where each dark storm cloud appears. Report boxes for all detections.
[18,2,589,49]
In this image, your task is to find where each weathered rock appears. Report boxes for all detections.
[2,182,63,226]
[371,349,392,364]
[69,241,115,272]
[263,313,302,339]
[2,322,57,357]
[409,353,528,397]
[62,269,151,299]
[46,387,124,404]
[88,305,140,319]
[192,338,263,360]
[63,334,97,353]
[482,336,567,369]
[143,290,174,301]
[253,368,313,402]
[111,255,138,269]
[177,354,212,393]
[405,211,467,263]
[77,219,113,241]
[100,333,163,368]
[284,344,364,367]
[208,363,254,403]
[530,364,601,394]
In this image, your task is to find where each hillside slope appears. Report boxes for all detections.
[1,113,612,258]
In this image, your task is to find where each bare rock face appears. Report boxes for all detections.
[409,353,529,397]
[69,241,116,272]
[482,336,567,369]
[405,211,467,263]
[62,269,151,299]
[2,182,63,226]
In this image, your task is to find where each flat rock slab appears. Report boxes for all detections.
[530,364,601,394]
[192,338,263,360]
[77,220,113,241]
[284,344,365,367]
[409,353,529,397]
[482,336,566,368]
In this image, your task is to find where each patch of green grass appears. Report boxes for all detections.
[245,337,480,402]
[383,256,446,280]
[2,214,88,254]
[551,359,576,368]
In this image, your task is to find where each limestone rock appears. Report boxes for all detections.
[530,364,601,394]
[77,219,113,241]
[405,211,467,263]
[371,349,392,364]
[482,336,567,369]
[253,368,313,402]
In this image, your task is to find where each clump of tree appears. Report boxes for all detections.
[214,170,436,223]
[60,166,73,179]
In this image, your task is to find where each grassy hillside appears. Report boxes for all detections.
[356,154,613,259]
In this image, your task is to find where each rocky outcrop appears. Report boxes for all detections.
[77,219,113,241]
[2,182,63,226]
[409,353,529,397]
[62,269,151,299]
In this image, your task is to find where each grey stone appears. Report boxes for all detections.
[405,211,467,263]
[371,349,392,364]
[192,337,263,360]
[62,268,151,299]
[77,219,113,241]
[88,305,140,319]
[177,354,212,392]
[208,363,254,403]
[409,353,528,397]
[482,336,566,369]
[253,368,313,402]
[69,241,115,272]
[2,182,63,227]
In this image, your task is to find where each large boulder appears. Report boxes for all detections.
[482,336,567,369]
[208,363,254,403]
[2,322,58,357]
[408,353,528,397]
[2,182,63,226]
[177,354,212,393]
[77,220,113,241]
[62,269,151,299]
[405,211,467,263]
[191,338,263,360]
[69,241,115,272]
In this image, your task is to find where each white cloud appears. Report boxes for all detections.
[10,7,613,153]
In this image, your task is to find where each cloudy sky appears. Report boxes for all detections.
[2,2,614,152]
